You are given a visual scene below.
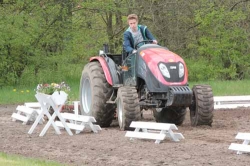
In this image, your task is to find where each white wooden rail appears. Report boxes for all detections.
[55,113,101,134]
[11,102,43,124]
[214,95,250,109]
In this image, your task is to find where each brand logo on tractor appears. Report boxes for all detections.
[170,66,177,69]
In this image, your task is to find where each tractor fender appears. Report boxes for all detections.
[90,56,113,85]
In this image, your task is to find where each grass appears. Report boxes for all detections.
[0,79,250,104]
[189,79,250,96]
[0,152,64,166]
[0,80,80,105]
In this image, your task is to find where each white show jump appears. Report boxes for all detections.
[125,121,184,144]
[11,102,43,125]
[28,91,73,136]
[26,92,100,136]
[229,132,250,154]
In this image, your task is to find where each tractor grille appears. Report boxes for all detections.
[166,86,193,106]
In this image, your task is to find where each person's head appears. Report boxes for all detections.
[127,14,138,32]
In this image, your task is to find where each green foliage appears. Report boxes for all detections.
[0,0,80,86]
[185,58,219,81]
[188,2,250,80]
[0,0,250,87]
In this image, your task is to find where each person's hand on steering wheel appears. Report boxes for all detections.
[152,40,158,44]
[135,40,157,49]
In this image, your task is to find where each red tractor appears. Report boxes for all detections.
[79,41,214,130]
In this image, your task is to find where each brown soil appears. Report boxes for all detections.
[1,104,250,166]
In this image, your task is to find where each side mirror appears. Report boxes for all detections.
[103,44,109,53]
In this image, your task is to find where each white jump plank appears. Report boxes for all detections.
[24,102,41,108]
[130,121,178,130]
[60,113,96,122]
[170,133,184,140]
[16,105,34,115]
[11,113,29,123]
[126,131,165,140]
[235,133,250,140]
[214,96,250,102]
[214,104,250,109]
[229,143,250,153]
[56,113,101,134]
[55,121,84,131]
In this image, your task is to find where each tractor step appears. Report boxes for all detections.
[106,100,116,104]
[138,101,157,106]
[112,84,123,88]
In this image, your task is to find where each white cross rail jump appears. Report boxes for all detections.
[28,91,73,136]
[26,92,100,136]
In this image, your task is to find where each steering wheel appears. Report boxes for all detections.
[135,40,154,49]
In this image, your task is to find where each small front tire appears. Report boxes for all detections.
[189,85,214,126]
[116,87,141,130]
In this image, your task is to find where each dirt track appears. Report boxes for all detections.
[1,104,250,166]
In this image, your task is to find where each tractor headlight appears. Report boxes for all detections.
[159,63,170,78]
[179,63,184,78]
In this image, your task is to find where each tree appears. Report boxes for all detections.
[188,2,249,80]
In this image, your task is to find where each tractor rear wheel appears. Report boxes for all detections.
[79,61,115,127]
[153,107,187,126]
[189,85,214,126]
[116,87,141,130]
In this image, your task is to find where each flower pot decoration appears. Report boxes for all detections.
[36,82,70,96]
[36,82,70,104]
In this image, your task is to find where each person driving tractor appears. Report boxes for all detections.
[123,14,158,55]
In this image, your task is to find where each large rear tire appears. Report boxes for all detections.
[116,87,141,130]
[153,107,187,126]
[79,61,115,127]
[189,85,214,126]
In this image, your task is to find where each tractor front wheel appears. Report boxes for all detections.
[116,87,141,130]
[189,85,214,126]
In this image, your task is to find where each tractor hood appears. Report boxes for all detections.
[138,46,188,86]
